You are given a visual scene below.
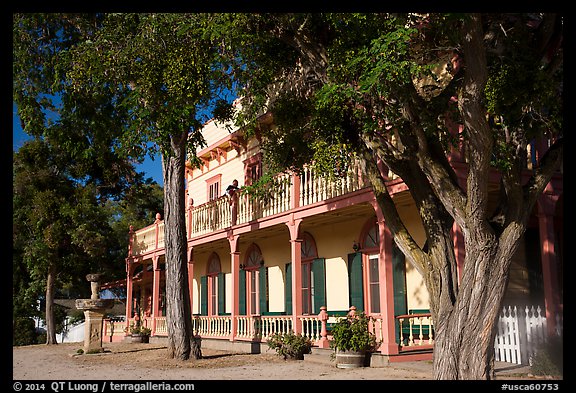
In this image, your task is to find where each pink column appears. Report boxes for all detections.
[290,172,301,209]
[125,261,135,334]
[229,234,240,341]
[286,217,303,334]
[187,247,195,317]
[537,193,561,336]
[154,213,162,249]
[370,199,399,355]
[452,222,466,284]
[376,221,400,355]
[151,255,161,335]
[317,306,329,348]
[187,197,194,239]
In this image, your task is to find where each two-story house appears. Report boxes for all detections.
[113,107,563,363]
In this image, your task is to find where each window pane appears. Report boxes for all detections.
[369,255,380,313]
[301,264,310,314]
[370,282,380,313]
[250,271,257,313]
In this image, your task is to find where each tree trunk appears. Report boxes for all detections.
[45,263,58,345]
[433,220,526,379]
[162,134,202,360]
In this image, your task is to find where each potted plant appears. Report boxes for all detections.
[329,311,378,368]
[130,326,151,343]
[266,330,312,360]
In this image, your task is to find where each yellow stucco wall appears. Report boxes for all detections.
[184,118,431,315]
[307,218,366,312]
[397,202,430,311]
[188,206,432,315]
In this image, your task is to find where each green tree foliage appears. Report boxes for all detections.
[212,13,563,379]
[13,13,165,345]
[57,13,231,360]
[13,139,115,343]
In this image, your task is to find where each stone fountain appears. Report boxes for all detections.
[75,273,115,353]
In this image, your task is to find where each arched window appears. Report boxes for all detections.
[361,219,379,250]
[244,244,264,315]
[360,219,381,313]
[300,232,325,315]
[301,232,318,260]
[205,253,223,316]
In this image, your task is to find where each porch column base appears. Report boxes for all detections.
[316,338,330,349]
[378,342,400,355]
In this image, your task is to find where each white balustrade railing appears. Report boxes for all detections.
[132,224,158,254]
[130,163,370,256]
[193,315,232,338]
[189,196,231,237]
[258,316,293,340]
[395,313,434,348]
[300,164,365,207]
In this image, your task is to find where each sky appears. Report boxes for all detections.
[12,103,164,186]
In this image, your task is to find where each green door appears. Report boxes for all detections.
[239,269,246,315]
[312,258,326,314]
[348,252,364,311]
[200,276,208,316]
[392,244,407,342]
[285,263,292,314]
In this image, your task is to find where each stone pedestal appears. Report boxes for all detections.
[75,274,114,354]
[83,310,105,353]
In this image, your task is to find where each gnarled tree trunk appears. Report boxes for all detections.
[162,133,202,360]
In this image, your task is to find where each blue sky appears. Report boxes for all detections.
[12,103,164,186]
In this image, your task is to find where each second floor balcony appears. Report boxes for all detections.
[129,163,376,256]
[127,134,560,258]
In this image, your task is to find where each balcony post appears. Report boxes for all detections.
[187,196,193,239]
[286,217,303,334]
[290,172,301,209]
[537,192,561,337]
[151,255,161,336]
[125,261,135,335]
[371,200,400,355]
[154,212,162,249]
[187,247,195,321]
[317,306,330,348]
[128,225,135,256]
[229,234,240,341]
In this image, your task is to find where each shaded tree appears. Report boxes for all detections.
[62,13,230,360]
[13,139,115,344]
[13,13,163,344]
[213,13,563,379]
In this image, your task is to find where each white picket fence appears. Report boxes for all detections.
[494,305,563,365]
[56,320,85,343]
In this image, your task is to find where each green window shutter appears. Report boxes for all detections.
[200,275,208,316]
[259,265,267,314]
[312,258,326,314]
[239,269,246,315]
[392,244,408,342]
[348,252,364,311]
[285,263,292,315]
[218,272,226,315]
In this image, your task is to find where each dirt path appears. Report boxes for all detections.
[12,342,544,382]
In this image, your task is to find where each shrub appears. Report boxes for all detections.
[267,331,312,360]
[13,317,38,346]
[130,326,151,336]
[530,336,563,378]
[329,312,378,352]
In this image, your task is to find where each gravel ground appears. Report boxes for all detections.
[12,342,553,382]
